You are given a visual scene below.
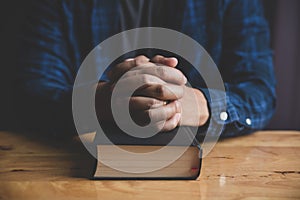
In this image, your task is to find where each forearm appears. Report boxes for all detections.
[199,80,276,137]
[202,0,276,137]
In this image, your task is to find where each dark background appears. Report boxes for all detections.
[0,0,299,131]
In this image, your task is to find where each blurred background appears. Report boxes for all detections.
[0,0,299,130]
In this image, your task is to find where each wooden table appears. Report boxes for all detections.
[0,131,299,200]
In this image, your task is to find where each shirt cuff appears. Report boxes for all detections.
[200,87,255,134]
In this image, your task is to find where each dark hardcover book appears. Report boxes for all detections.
[81,124,202,180]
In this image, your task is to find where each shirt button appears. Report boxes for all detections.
[220,112,228,121]
[246,118,252,125]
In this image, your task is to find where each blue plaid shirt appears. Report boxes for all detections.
[17,0,276,137]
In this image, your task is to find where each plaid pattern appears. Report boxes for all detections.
[17,0,276,136]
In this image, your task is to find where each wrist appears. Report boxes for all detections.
[179,86,209,127]
[193,88,210,126]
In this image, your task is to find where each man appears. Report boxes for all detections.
[16,0,276,137]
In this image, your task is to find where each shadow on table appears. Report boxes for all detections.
[1,129,96,179]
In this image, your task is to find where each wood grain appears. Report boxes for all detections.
[0,131,299,200]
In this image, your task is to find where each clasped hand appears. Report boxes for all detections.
[96,55,209,132]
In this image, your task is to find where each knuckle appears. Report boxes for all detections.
[152,55,164,63]
[135,55,149,65]
[148,98,158,108]
[138,55,148,60]
[141,74,151,84]
[157,67,167,78]
[152,55,160,60]
[156,85,166,97]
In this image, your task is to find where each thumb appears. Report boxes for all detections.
[151,55,178,67]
